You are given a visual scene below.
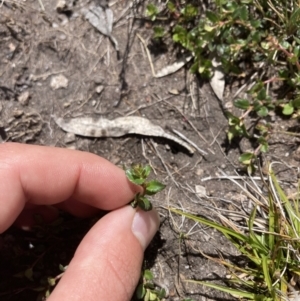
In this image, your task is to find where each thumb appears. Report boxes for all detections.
[47,206,160,301]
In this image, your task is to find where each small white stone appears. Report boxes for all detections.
[18,91,30,106]
[12,109,24,118]
[195,168,204,176]
[59,34,67,40]
[50,74,68,90]
[95,85,104,94]
[56,0,67,12]
[195,185,206,197]
[168,89,179,95]
[224,101,233,109]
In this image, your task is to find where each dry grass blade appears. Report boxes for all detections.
[170,163,300,300]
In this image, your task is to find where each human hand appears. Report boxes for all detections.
[0,143,160,301]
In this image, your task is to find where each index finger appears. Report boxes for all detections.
[0,143,140,233]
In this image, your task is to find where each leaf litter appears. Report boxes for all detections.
[137,33,192,78]
[54,115,195,154]
[209,56,225,101]
[82,5,119,51]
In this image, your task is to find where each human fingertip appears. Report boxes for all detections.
[131,209,160,251]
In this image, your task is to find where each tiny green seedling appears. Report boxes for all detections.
[125,164,166,211]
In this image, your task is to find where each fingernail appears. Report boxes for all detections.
[131,209,160,250]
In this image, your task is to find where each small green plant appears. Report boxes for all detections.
[146,4,160,21]
[145,0,300,173]
[136,269,166,301]
[170,163,300,300]
[125,164,166,211]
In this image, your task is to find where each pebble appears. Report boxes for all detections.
[195,185,206,197]
[12,109,24,118]
[224,101,233,109]
[168,89,179,95]
[95,85,104,94]
[18,91,30,106]
[195,168,204,176]
[59,34,67,40]
[56,0,67,12]
[50,74,68,90]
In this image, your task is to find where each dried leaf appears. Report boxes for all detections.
[83,6,113,36]
[155,55,192,78]
[54,115,195,154]
[83,6,119,51]
[209,56,225,101]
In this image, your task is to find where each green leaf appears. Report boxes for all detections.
[25,268,33,281]
[167,1,176,12]
[144,289,150,301]
[48,277,56,286]
[149,291,157,301]
[239,152,254,165]
[281,41,291,50]
[260,142,269,153]
[204,24,214,32]
[227,130,234,143]
[157,288,166,298]
[206,10,219,22]
[153,26,165,39]
[233,6,248,21]
[257,106,268,117]
[283,103,294,115]
[136,283,146,299]
[125,169,145,185]
[169,209,248,244]
[146,4,158,21]
[247,163,255,175]
[145,180,166,195]
[293,97,300,108]
[182,4,197,19]
[187,280,258,299]
[225,111,240,125]
[262,255,272,292]
[287,7,300,35]
[257,87,266,100]
[239,6,248,21]
[59,264,68,272]
[143,165,152,178]
[144,269,153,280]
[261,41,270,50]
[139,196,152,211]
[172,25,187,44]
[234,99,250,110]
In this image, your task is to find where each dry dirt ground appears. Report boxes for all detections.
[1,1,300,301]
